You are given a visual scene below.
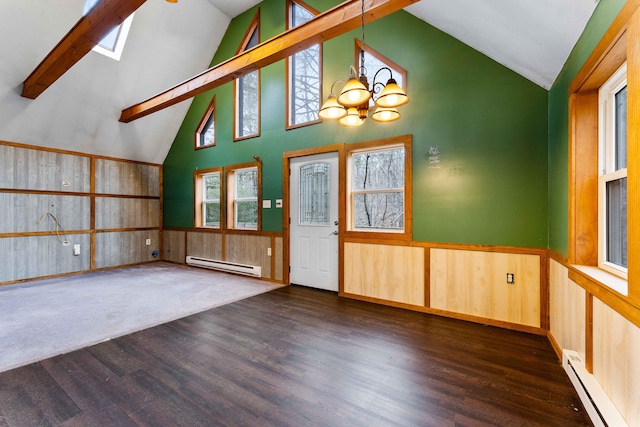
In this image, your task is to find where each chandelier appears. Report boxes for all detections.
[318,0,409,126]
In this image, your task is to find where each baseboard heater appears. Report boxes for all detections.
[562,349,627,427]
[186,256,262,278]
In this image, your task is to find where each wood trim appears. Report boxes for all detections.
[0,230,91,238]
[225,161,261,231]
[90,157,96,270]
[193,167,223,228]
[119,0,418,122]
[0,140,161,167]
[424,245,430,307]
[194,96,216,150]
[282,153,291,285]
[285,0,323,130]
[21,0,147,99]
[628,8,640,305]
[94,227,162,233]
[547,331,563,361]
[585,292,594,372]
[540,252,550,330]
[0,188,160,199]
[233,10,261,142]
[341,292,547,335]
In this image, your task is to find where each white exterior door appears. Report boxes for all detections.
[290,152,339,291]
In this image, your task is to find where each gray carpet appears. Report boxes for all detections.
[0,262,281,373]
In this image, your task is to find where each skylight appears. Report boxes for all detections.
[83,0,134,61]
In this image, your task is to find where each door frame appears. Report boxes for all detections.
[283,143,345,293]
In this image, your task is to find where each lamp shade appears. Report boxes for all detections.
[371,107,400,122]
[319,95,347,120]
[338,107,365,126]
[374,79,409,108]
[166,0,178,3]
[337,77,371,107]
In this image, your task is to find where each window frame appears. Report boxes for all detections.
[597,63,628,279]
[355,40,407,107]
[195,96,216,149]
[234,11,261,141]
[286,0,322,130]
[83,0,134,61]
[194,168,223,229]
[226,161,262,231]
[345,135,412,240]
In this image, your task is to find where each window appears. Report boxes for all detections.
[234,12,260,140]
[356,40,406,107]
[83,0,134,61]
[195,97,216,149]
[194,168,222,228]
[227,163,261,230]
[287,0,321,128]
[598,63,627,278]
[346,135,412,238]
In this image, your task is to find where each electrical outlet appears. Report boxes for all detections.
[73,244,80,256]
[145,238,151,246]
[267,247,272,256]
[506,273,515,284]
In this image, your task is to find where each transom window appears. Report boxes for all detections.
[598,63,628,279]
[287,0,321,128]
[346,136,412,238]
[194,168,222,228]
[227,164,261,230]
[195,97,216,149]
[83,0,134,61]
[235,13,260,140]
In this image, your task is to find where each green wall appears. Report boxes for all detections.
[163,0,549,248]
[547,0,626,256]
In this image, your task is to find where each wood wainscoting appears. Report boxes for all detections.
[162,228,284,283]
[342,238,548,334]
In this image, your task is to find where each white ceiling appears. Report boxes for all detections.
[0,0,599,163]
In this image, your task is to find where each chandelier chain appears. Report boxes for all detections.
[360,0,366,76]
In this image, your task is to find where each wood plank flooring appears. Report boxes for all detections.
[0,285,592,426]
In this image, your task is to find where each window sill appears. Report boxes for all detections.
[571,265,628,297]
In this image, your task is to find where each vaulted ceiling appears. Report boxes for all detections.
[0,0,599,164]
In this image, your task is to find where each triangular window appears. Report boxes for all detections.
[83,0,134,61]
[195,97,216,149]
[356,41,407,107]
[234,11,260,140]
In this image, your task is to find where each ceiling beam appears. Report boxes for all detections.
[21,0,147,99]
[119,0,418,123]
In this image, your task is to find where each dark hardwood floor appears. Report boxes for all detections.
[0,285,591,426]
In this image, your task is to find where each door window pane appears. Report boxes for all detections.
[299,163,329,225]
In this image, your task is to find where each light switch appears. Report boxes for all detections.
[275,199,283,208]
[263,200,272,209]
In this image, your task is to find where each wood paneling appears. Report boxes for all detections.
[94,198,160,229]
[549,259,586,360]
[0,145,90,193]
[94,230,160,269]
[430,248,540,327]
[274,236,283,282]
[0,194,90,234]
[226,234,271,279]
[186,231,223,261]
[343,242,424,306]
[592,297,640,426]
[162,230,186,264]
[0,234,91,283]
[94,159,160,197]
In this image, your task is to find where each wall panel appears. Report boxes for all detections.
[95,198,160,229]
[162,230,186,264]
[593,298,640,426]
[344,243,424,306]
[94,159,160,196]
[95,230,160,269]
[226,234,271,278]
[0,145,90,193]
[0,234,91,282]
[549,259,586,358]
[0,193,90,233]
[186,231,223,260]
[274,236,283,282]
[430,248,540,327]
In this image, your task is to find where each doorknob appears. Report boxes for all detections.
[334,221,338,226]
[329,230,338,236]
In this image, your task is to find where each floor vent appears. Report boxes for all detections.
[186,256,262,278]
[562,349,627,427]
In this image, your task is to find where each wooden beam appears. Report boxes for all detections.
[22,0,147,99]
[119,0,418,123]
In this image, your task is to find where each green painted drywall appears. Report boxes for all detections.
[547,0,626,256]
[163,0,548,248]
